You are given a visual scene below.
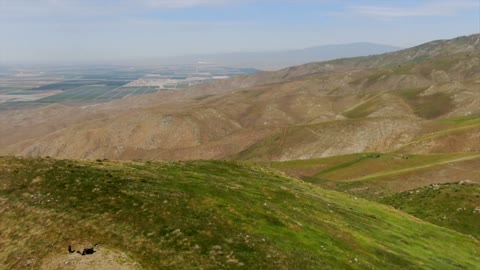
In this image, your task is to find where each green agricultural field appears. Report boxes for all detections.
[31,80,130,91]
[1,157,479,269]
[37,85,102,102]
[163,84,176,89]
[139,86,160,94]
[0,101,46,112]
[97,86,157,100]
[176,82,191,89]
[0,87,31,94]
[4,91,44,95]
[37,85,124,102]
[96,87,131,99]
[0,85,160,112]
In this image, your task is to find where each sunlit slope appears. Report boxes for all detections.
[271,153,480,198]
[1,157,479,269]
[382,183,480,239]
[234,116,480,161]
[397,116,480,154]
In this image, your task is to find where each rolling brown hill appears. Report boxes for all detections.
[0,34,479,161]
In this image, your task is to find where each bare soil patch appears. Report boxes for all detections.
[41,247,142,270]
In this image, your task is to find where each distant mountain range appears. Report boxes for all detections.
[158,42,402,70]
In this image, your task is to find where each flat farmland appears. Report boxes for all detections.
[0,86,160,112]
[0,64,256,111]
[31,80,128,91]
[0,90,63,103]
[0,87,32,93]
[37,85,160,103]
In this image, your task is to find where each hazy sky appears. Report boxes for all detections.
[1,0,479,64]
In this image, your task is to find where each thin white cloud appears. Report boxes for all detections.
[350,0,478,18]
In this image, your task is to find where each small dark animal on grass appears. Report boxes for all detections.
[81,247,95,255]
[71,243,99,256]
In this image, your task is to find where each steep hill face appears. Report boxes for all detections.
[0,34,479,161]
[1,157,479,269]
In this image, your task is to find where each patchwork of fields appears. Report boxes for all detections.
[0,65,260,111]
[0,83,161,111]
[37,85,159,102]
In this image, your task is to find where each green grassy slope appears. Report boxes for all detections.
[397,116,480,153]
[271,153,480,239]
[382,183,480,239]
[342,94,384,119]
[232,118,415,161]
[233,115,480,162]
[1,157,479,269]
[341,87,454,120]
[393,88,453,120]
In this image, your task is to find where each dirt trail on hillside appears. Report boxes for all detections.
[350,154,480,182]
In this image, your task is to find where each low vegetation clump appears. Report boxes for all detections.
[395,88,453,119]
[0,157,479,269]
[342,96,384,118]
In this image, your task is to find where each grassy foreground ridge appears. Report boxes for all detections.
[0,157,479,269]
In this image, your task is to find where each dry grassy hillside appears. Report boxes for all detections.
[0,34,479,161]
[1,157,479,269]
